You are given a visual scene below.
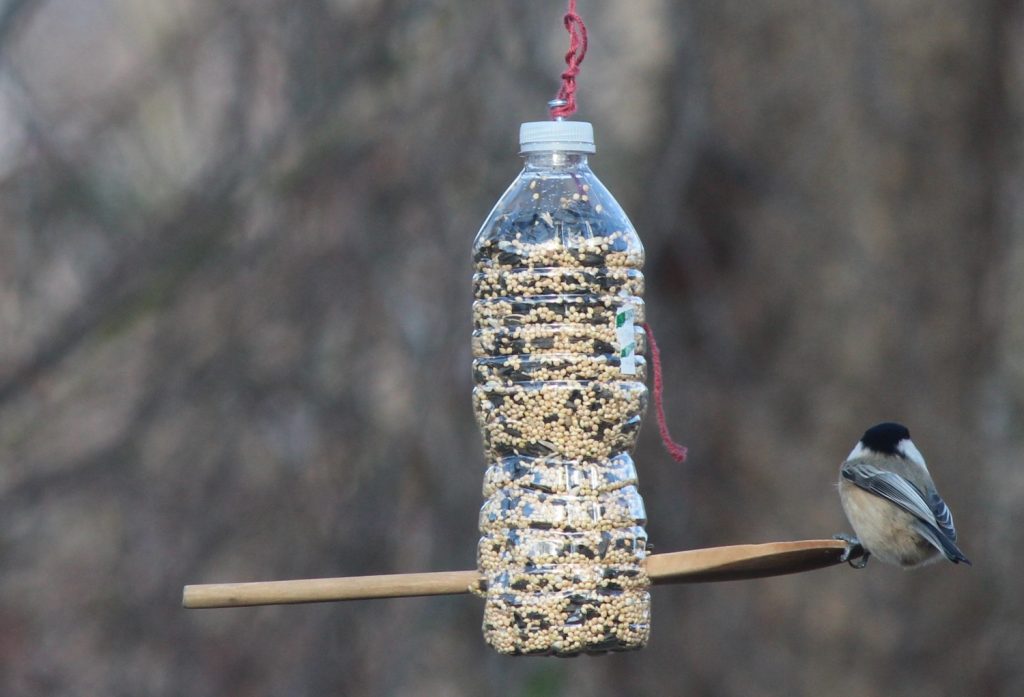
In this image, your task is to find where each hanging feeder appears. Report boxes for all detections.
[471,115,655,655]
[182,0,864,657]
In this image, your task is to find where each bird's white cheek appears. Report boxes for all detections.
[898,439,927,469]
[846,443,868,461]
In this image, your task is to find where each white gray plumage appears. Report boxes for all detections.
[838,422,970,568]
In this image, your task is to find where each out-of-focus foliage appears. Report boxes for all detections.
[0,0,1021,695]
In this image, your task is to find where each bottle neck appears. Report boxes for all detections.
[521,150,590,170]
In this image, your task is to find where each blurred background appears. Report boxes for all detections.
[0,0,1021,694]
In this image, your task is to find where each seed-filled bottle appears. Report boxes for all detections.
[472,120,650,655]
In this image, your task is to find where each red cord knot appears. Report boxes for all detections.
[550,0,588,119]
[642,322,688,463]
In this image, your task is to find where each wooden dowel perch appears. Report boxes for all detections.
[183,539,860,609]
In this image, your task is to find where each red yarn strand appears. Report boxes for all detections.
[550,0,588,119]
[642,323,688,463]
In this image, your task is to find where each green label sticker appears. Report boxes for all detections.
[615,303,637,375]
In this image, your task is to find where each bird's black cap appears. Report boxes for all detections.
[860,422,911,455]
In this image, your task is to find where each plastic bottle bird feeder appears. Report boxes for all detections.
[181,117,864,654]
[182,0,864,656]
[471,118,652,655]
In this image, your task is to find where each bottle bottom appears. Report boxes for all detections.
[482,586,651,656]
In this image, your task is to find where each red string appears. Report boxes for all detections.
[642,322,688,463]
[550,0,588,119]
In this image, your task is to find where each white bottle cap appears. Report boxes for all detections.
[519,121,596,154]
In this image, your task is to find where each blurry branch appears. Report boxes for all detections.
[0,6,268,408]
[0,65,133,235]
[0,303,246,517]
[0,0,42,55]
[0,2,232,202]
[642,4,747,375]
[0,173,244,407]
[0,0,497,409]
[0,386,164,512]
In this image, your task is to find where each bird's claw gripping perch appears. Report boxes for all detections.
[833,533,870,569]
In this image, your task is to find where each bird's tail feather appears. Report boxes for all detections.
[915,521,971,565]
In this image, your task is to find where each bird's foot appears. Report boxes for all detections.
[833,533,870,569]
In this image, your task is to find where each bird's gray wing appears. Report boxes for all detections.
[841,462,970,564]
[841,462,935,524]
[926,489,957,543]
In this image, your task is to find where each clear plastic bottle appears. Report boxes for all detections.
[472,120,651,655]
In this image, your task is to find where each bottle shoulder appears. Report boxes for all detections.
[473,165,644,269]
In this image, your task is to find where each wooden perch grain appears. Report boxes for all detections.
[182,539,860,609]
[183,569,479,608]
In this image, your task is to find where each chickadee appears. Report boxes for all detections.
[837,422,970,569]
